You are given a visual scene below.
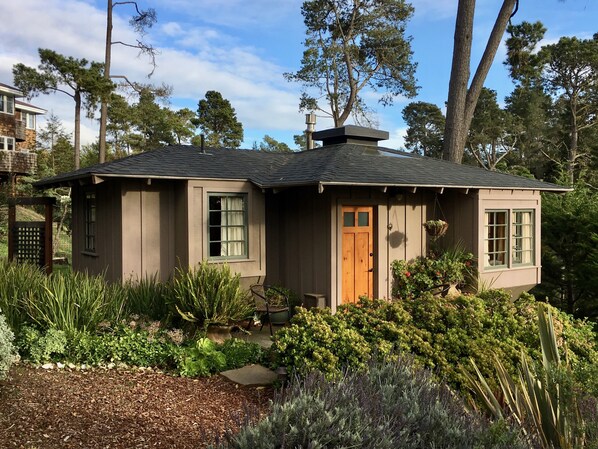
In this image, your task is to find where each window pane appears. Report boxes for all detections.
[208,194,247,259]
[512,210,534,265]
[85,193,96,252]
[358,211,369,227]
[484,211,508,268]
[343,212,355,227]
[7,97,13,114]
[7,138,13,151]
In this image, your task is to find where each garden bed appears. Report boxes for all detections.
[0,364,272,448]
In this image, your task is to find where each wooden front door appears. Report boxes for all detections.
[341,206,374,303]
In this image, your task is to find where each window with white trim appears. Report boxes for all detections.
[0,95,14,114]
[484,209,535,269]
[512,210,534,266]
[84,192,96,252]
[0,136,15,151]
[22,112,36,129]
[208,194,248,259]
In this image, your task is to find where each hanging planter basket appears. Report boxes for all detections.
[423,219,449,238]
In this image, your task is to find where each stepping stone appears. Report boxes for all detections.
[220,364,278,386]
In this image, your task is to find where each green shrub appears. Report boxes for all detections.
[172,261,254,329]
[391,248,475,299]
[467,304,598,449]
[17,326,67,364]
[272,307,371,379]
[177,338,227,377]
[0,261,45,331]
[0,312,18,380]
[273,289,598,396]
[219,338,264,370]
[218,357,525,449]
[23,270,127,333]
[124,274,171,322]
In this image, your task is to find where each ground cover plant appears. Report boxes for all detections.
[217,356,526,449]
[0,261,264,378]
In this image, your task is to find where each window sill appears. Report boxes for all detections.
[208,257,253,263]
[81,250,99,258]
[483,264,537,272]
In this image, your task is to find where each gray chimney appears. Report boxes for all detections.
[312,125,389,147]
[305,112,316,150]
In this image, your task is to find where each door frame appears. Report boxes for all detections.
[333,200,381,310]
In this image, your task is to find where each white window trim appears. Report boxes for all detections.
[23,112,36,129]
[0,136,15,151]
[483,208,536,270]
[207,192,249,260]
[0,95,14,115]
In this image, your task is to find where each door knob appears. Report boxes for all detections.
[368,268,374,272]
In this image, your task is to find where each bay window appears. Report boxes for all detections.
[484,209,535,269]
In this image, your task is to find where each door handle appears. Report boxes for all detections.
[368,268,374,272]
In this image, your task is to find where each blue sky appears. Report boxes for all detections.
[1,0,596,150]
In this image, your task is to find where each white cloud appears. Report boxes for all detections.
[385,127,408,150]
[411,0,457,21]
[0,0,307,148]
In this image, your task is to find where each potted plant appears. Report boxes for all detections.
[423,219,448,238]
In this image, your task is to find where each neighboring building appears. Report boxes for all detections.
[35,126,570,307]
[0,83,45,181]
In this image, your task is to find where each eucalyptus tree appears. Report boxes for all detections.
[286,0,417,127]
[13,49,113,169]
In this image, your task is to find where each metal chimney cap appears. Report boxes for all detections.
[312,125,389,147]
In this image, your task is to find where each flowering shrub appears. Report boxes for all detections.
[391,249,475,299]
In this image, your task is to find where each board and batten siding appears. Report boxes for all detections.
[265,187,332,305]
[121,179,176,282]
[185,179,266,285]
[72,182,123,281]
[266,186,435,310]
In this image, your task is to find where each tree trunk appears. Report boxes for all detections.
[74,90,81,170]
[442,0,475,163]
[568,99,578,185]
[443,0,517,163]
[99,0,113,164]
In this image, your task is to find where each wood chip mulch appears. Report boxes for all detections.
[0,364,272,449]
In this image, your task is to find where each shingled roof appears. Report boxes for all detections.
[35,142,569,192]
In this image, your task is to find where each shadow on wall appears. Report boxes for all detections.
[387,231,405,249]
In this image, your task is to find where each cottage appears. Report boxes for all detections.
[35,126,569,308]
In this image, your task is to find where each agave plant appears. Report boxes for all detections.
[466,304,586,449]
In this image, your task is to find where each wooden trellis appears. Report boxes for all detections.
[8,197,56,274]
